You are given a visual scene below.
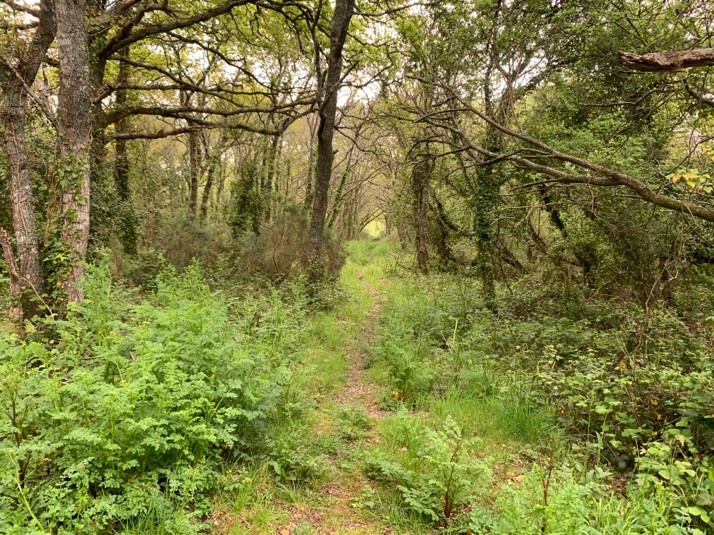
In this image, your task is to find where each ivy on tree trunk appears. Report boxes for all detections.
[56,0,92,306]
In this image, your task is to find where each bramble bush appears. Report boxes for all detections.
[0,262,305,533]
[537,346,714,463]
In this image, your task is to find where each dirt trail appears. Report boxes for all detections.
[332,272,386,419]
[280,270,391,535]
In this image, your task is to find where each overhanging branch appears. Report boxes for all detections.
[618,48,714,72]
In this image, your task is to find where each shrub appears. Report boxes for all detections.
[0,262,304,532]
[265,427,328,485]
[235,206,345,285]
[366,414,490,527]
[537,346,714,465]
[335,407,371,441]
[147,212,234,272]
[637,442,714,532]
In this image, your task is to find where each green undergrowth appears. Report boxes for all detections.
[364,253,714,533]
[0,261,315,534]
[3,240,712,534]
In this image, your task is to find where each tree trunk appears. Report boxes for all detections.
[114,47,138,254]
[56,0,92,305]
[187,126,201,219]
[200,166,214,220]
[263,133,281,222]
[201,140,223,221]
[473,132,501,311]
[306,0,355,288]
[0,229,23,321]
[2,87,45,318]
[327,153,353,229]
[304,112,319,210]
[411,154,433,274]
[472,59,516,311]
[87,19,112,249]
[0,0,55,319]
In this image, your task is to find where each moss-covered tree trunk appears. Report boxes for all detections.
[114,47,138,254]
[411,153,434,274]
[473,122,503,311]
[0,0,55,319]
[187,126,201,219]
[56,0,92,305]
[263,133,281,222]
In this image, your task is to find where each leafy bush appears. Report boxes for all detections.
[537,346,714,463]
[265,427,328,485]
[335,407,371,441]
[466,457,714,534]
[0,262,305,532]
[472,464,600,535]
[366,414,489,527]
[146,212,234,273]
[637,442,714,532]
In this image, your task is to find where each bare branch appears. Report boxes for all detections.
[0,53,57,129]
[618,48,714,72]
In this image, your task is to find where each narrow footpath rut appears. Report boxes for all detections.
[332,273,386,419]
[280,268,391,535]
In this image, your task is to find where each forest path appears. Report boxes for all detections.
[330,269,386,418]
[224,245,395,535]
[277,258,391,535]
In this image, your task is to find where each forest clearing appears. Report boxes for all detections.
[1,0,714,533]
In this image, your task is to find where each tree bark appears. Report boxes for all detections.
[56,0,93,305]
[327,149,354,230]
[303,112,319,210]
[201,141,223,221]
[0,229,23,321]
[306,0,355,288]
[618,48,714,72]
[2,88,45,318]
[263,133,281,222]
[473,86,511,312]
[114,47,138,254]
[187,125,201,219]
[411,154,433,274]
[0,0,55,319]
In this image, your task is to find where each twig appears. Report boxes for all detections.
[0,228,22,321]
[0,54,57,129]
[541,440,557,534]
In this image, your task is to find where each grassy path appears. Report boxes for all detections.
[222,244,394,534]
[331,267,385,418]
[219,241,561,534]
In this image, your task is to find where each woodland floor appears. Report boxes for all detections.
[210,244,536,535]
[214,253,401,534]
